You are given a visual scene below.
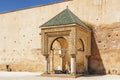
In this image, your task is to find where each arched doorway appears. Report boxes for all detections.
[50,37,70,74]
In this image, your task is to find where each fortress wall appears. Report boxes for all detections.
[0,0,120,74]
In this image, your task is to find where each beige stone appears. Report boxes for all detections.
[0,0,120,75]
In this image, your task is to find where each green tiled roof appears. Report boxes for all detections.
[41,8,91,30]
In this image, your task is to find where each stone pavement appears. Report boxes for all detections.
[0,72,120,80]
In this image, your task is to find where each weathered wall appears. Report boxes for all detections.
[0,0,120,74]
[89,23,120,74]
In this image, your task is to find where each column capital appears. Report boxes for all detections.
[70,54,76,58]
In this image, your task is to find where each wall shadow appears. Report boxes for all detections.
[88,31,106,75]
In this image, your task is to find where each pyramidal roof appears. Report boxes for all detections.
[41,8,91,30]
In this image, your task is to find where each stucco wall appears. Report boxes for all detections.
[0,0,120,74]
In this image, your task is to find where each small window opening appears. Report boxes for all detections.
[98,41,101,43]
[108,35,111,37]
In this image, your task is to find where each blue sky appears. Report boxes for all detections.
[0,0,61,12]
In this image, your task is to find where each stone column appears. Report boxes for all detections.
[70,54,76,74]
[59,50,63,70]
[52,50,54,74]
[84,56,88,73]
[59,55,63,70]
[45,55,49,74]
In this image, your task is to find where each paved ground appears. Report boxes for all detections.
[0,72,120,80]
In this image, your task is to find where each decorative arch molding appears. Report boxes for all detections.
[77,38,85,52]
[50,37,68,50]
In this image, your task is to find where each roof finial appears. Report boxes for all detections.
[66,6,68,9]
